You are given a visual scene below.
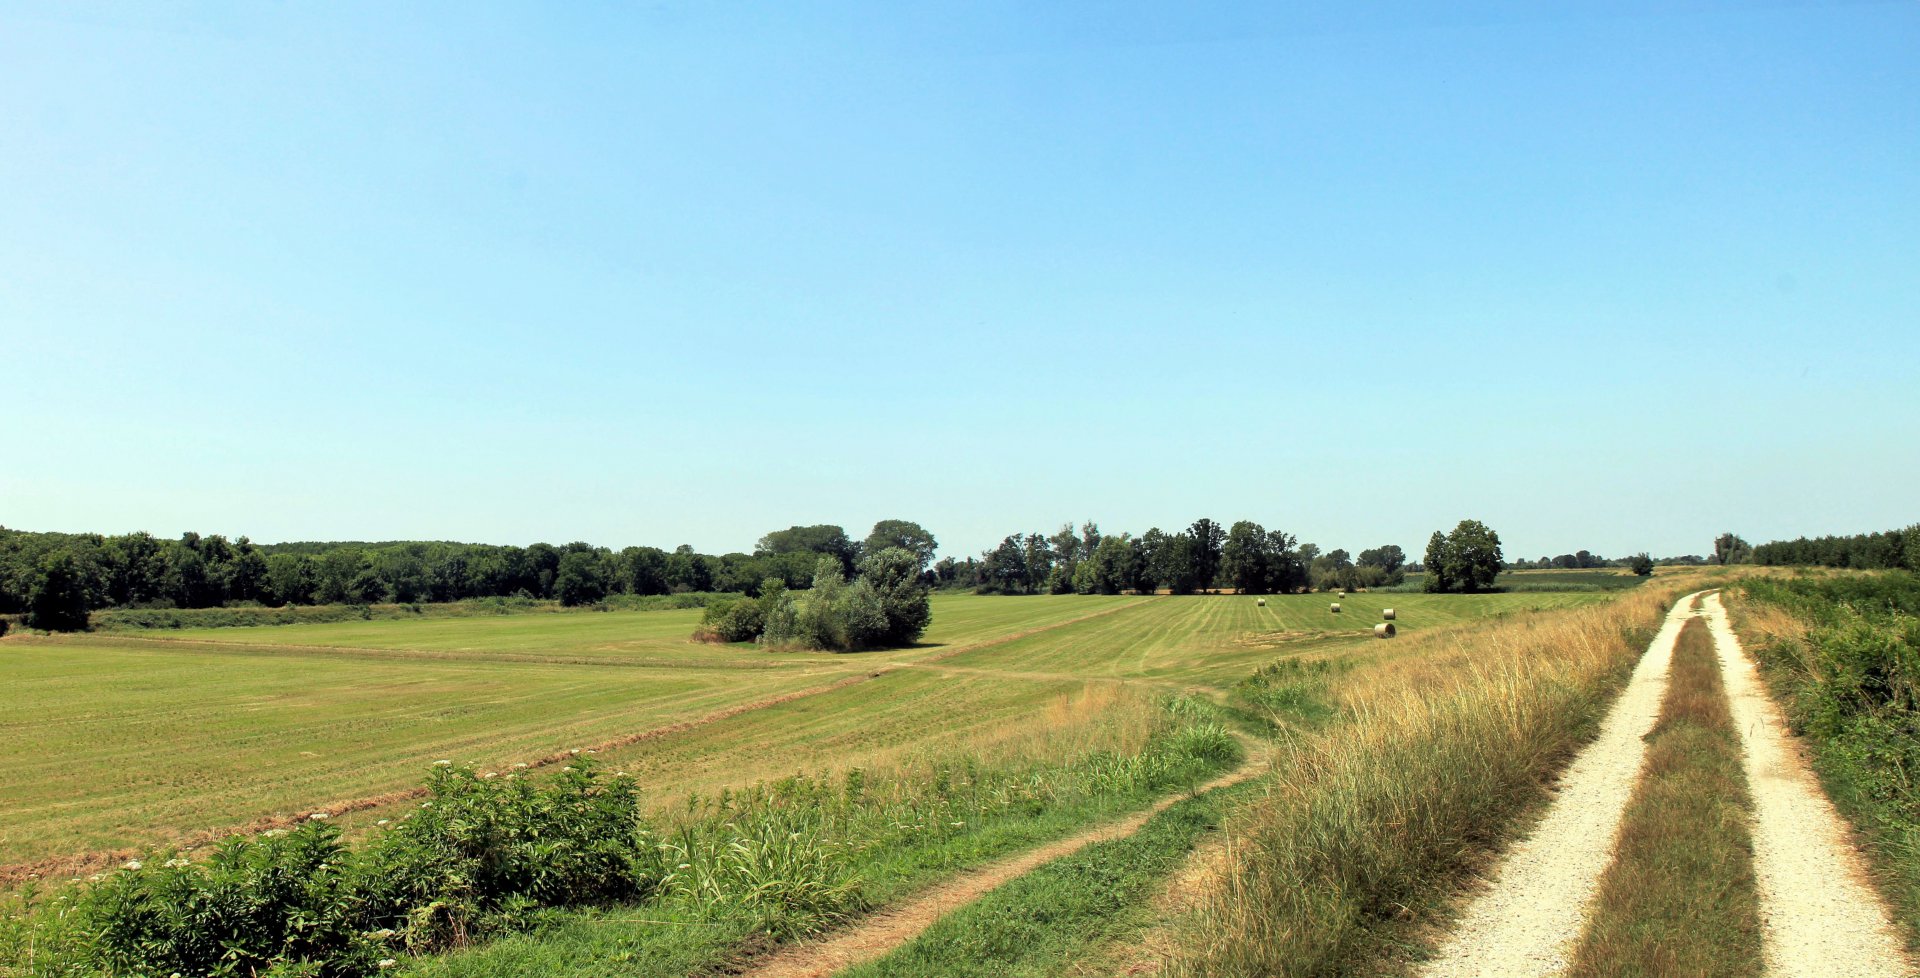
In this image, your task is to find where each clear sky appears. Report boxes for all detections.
[3,1,1915,562]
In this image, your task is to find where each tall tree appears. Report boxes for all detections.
[27,549,91,631]
[1222,520,1272,594]
[1423,531,1452,593]
[1712,533,1752,565]
[619,546,671,596]
[863,520,937,572]
[757,525,859,574]
[858,547,933,645]
[555,551,609,606]
[1023,533,1053,592]
[1189,518,1225,591]
[1441,520,1504,591]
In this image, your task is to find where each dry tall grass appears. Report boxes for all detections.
[1166,582,1698,977]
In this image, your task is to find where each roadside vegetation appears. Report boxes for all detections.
[1162,581,1690,977]
[1733,571,1920,940]
[1565,616,1762,978]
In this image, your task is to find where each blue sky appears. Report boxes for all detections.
[3,1,1915,561]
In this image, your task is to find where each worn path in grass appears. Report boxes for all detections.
[741,740,1270,978]
[1418,592,1702,978]
[1702,592,1913,978]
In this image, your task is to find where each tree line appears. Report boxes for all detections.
[1750,524,1920,571]
[0,520,941,631]
[931,518,1413,596]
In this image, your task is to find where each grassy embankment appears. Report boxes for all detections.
[1565,616,1762,977]
[1730,571,1920,945]
[1162,579,1698,977]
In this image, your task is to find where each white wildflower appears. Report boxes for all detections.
[378,958,397,969]
[433,759,452,767]
[309,812,329,820]
[123,860,142,871]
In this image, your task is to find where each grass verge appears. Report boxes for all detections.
[1565,616,1761,978]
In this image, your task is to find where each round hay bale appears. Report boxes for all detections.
[1374,622,1396,639]
[1330,603,1341,613]
[1337,591,1346,599]
[1382,608,1396,620]
[1256,598,1266,607]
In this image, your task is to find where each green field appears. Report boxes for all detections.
[0,591,1612,873]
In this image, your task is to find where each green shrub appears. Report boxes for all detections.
[64,761,655,977]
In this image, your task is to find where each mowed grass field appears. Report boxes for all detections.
[0,590,1613,872]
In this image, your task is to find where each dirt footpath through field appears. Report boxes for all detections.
[1701,592,1913,978]
[740,745,1268,978]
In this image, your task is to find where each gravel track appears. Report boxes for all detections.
[1703,592,1914,978]
[1417,592,1700,978]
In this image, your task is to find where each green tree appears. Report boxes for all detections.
[1423,531,1452,593]
[555,551,609,606]
[264,553,314,605]
[1189,518,1225,591]
[619,546,670,596]
[1713,533,1752,565]
[983,535,1028,594]
[666,544,713,592]
[28,549,91,631]
[1085,535,1137,595]
[863,520,937,572]
[1222,520,1272,594]
[1629,552,1655,576]
[756,525,859,575]
[1443,519,1503,591]
[1155,534,1200,595]
[858,547,933,645]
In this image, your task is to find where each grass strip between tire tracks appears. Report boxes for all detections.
[1566,615,1762,978]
